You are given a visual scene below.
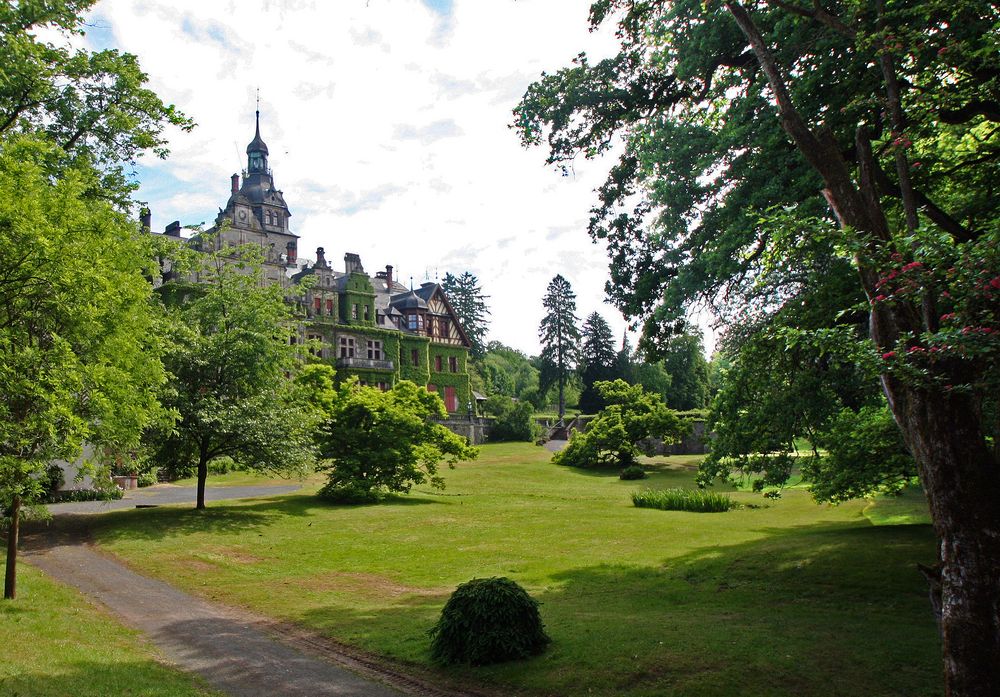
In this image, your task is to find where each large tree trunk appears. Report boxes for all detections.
[882,381,1000,697]
[4,494,20,600]
[196,450,208,510]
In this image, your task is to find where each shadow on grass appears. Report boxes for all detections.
[24,492,445,549]
[0,659,213,697]
[293,520,942,697]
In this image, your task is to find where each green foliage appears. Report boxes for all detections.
[0,2,192,203]
[659,332,710,410]
[0,136,166,510]
[317,380,478,502]
[429,577,550,666]
[43,487,123,504]
[146,241,318,501]
[539,275,581,418]
[700,322,907,501]
[619,465,647,481]
[632,488,736,513]
[806,407,918,504]
[554,380,688,469]
[578,312,620,413]
[442,271,491,359]
[484,396,540,443]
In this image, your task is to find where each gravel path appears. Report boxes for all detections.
[47,483,303,514]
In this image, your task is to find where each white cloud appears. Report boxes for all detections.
[91,0,650,356]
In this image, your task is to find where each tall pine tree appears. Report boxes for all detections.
[538,275,581,420]
[578,312,618,413]
[442,271,490,359]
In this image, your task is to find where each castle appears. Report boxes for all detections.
[149,113,473,414]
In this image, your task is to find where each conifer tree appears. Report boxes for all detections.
[538,275,581,420]
[442,271,490,359]
[579,312,618,413]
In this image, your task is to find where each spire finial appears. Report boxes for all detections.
[255,88,261,137]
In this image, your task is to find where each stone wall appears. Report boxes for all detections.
[436,417,493,445]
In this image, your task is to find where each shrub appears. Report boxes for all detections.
[429,577,550,666]
[485,395,541,442]
[137,470,160,487]
[632,488,735,513]
[619,465,647,480]
[553,380,688,469]
[43,488,124,504]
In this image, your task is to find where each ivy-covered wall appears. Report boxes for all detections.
[427,343,472,413]
[306,305,471,413]
[398,336,431,384]
[339,272,376,327]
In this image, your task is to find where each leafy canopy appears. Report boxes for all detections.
[0,136,166,510]
[553,379,688,468]
[317,380,478,503]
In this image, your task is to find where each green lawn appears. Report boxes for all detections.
[0,563,218,696]
[85,443,941,696]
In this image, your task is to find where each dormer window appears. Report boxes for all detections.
[249,153,264,172]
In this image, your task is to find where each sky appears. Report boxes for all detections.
[83,0,662,357]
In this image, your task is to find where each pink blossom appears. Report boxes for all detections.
[882,351,896,360]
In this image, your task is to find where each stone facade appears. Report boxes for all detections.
[151,113,473,413]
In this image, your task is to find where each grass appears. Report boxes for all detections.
[0,563,218,696]
[83,443,940,697]
[632,487,736,512]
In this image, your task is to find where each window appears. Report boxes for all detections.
[339,337,355,358]
[352,303,359,320]
[427,384,437,393]
[289,335,297,345]
[377,381,388,391]
[326,299,334,315]
[444,386,458,412]
[407,313,418,330]
[367,340,382,360]
[307,333,322,358]
[363,305,370,321]
[440,319,449,337]
[313,297,321,313]
[449,356,458,373]
[434,355,443,372]
[411,349,419,366]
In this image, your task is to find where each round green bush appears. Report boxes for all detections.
[619,465,647,480]
[429,577,550,666]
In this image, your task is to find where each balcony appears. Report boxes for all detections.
[336,356,395,372]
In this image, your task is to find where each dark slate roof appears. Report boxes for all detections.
[246,112,269,155]
[389,289,428,310]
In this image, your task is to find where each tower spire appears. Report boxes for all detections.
[255,88,261,138]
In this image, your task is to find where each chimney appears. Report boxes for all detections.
[286,241,297,265]
[315,246,328,269]
[165,220,181,237]
[139,207,151,233]
[231,173,240,194]
[385,265,394,287]
[344,252,364,275]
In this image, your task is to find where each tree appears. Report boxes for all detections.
[0,1,192,203]
[147,243,318,509]
[660,332,710,410]
[553,380,688,469]
[539,275,581,420]
[442,272,491,359]
[483,395,539,442]
[578,312,619,412]
[1,138,166,599]
[515,1,1000,691]
[317,380,478,502]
